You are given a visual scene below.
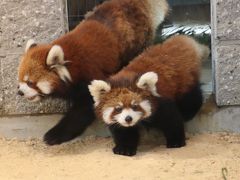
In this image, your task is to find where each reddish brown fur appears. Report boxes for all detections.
[18,45,62,89]
[95,82,158,121]
[92,35,205,154]
[18,0,161,95]
[87,0,153,62]
[105,88,148,119]
[110,35,207,100]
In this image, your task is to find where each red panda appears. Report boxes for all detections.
[17,0,169,145]
[88,35,210,156]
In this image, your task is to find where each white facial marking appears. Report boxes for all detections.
[131,100,136,105]
[37,81,52,94]
[137,72,160,97]
[140,100,152,118]
[18,82,40,102]
[118,102,123,106]
[88,80,111,106]
[102,107,114,124]
[23,75,29,81]
[114,108,143,127]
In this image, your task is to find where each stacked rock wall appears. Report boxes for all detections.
[1,0,240,117]
[212,0,240,105]
[0,0,68,115]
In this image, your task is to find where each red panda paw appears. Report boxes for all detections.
[166,140,186,148]
[43,126,75,145]
[113,145,137,156]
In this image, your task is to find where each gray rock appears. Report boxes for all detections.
[215,0,240,40]
[0,0,65,53]
[0,54,69,115]
[212,0,240,105]
[215,45,240,105]
[0,59,3,114]
[0,0,69,115]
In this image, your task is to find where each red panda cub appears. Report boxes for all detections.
[17,0,169,145]
[89,35,210,156]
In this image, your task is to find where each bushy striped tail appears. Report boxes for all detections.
[198,44,210,62]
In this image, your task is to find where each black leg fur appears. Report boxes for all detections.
[44,102,95,145]
[109,125,139,156]
[44,83,95,145]
[176,83,203,121]
[151,100,186,148]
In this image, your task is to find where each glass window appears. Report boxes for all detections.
[156,0,211,93]
[67,0,105,30]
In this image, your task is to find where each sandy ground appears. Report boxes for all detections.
[0,133,240,180]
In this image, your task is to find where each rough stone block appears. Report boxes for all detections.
[215,45,240,105]
[0,35,9,54]
[0,115,110,139]
[0,54,68,115]
[215,0,240,40]
[0,3,8,52]
[0,57,3,114]
[0,0,65,53]
[0,0,70,115]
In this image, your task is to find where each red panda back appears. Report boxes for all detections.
[111,35,208,99]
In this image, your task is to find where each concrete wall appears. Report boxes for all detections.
[1,96,240,139]
[0,0,240,139]
[1,0,239,114]
[0,0,68,115]
[212,0,240,105]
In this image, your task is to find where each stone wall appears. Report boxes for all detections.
[1,0,240,117]
[0,0,68,115]
[212,0,240,105]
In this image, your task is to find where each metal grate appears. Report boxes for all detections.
[67,0,106,30]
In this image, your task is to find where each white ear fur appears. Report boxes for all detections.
[25,39,37,52]
[136,72,160,97]
[88,80,111,106]
[46,45,64,66]
[46,45,72,82]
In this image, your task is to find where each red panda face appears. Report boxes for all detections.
[88,80,153,127]
[18,40,72,102]
[101,95,152,127]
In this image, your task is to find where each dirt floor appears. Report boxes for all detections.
[0,133,240,180]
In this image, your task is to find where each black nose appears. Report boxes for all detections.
[125,116,133,123]
[17,90,24,96]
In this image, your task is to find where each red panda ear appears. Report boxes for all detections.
[25,39,37,52]
[88,80,111,106]
[46,45,65,66]
[136,72,160,97]
[46,45,72,83]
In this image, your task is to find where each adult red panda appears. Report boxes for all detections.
[17,0,169,145]
[88,35,210,156]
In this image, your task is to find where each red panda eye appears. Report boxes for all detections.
[115,107,123,113]
[132,104,139,111]
[27,81,34,87]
